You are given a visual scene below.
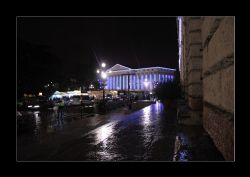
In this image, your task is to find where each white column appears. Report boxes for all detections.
[150,72,152,90]
[133,75,135,91]
[122,75,124,90]
[124,75,127,90]
[107,77,110,90]
[110,76,112,90]
[141,73,144,90]
[116,75,119,90]
[132,75,134,91]
[138,73,140,91]
[137,74,139,90]
[119,75,122,90]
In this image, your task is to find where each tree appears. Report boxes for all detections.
[154,70,181,101]
[17,39,63,97]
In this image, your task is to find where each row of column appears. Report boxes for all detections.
[107,73,174,91]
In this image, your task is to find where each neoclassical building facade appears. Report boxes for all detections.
[105,64,176,92]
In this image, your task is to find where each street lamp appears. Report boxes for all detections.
[96,63,108,101]
[101,72,107,79]
[101,62,106,68]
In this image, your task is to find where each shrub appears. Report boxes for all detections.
[154,80,181,101]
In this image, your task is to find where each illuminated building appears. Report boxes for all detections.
[106,64,176,91]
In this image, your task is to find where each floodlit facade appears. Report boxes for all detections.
[105,64,176,91]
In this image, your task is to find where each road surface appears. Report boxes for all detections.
[17,102,224,161]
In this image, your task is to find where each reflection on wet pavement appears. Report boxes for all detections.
[90,122,116,146]
[17,102,224,161]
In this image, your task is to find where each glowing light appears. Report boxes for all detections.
[97,69,100,74]
[28,105,32,108]
[38,92,42,96]
[34,105,40,108]
[101,62,106,68]
[144,78,149,88]
[101,72,107,79]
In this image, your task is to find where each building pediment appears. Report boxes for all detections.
[108,64,131,71]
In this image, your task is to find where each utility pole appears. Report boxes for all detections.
[103,82,105,101]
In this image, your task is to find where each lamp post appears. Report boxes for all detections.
[101,71,107,100]
[96,62,107,101]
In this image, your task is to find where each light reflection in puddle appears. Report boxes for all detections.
[87,122,117,160]
[173,134,190,161]
[142,106,151,126]
[155,101,160,114]
[33,111,41,135]
[141,106,153,148]
[141,102,165,150]
[91,122,115,147]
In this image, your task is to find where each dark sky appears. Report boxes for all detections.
[18,17,178,82]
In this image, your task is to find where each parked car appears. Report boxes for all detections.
[69,95,81,106]
[81,95,94,107]
[26,100,41,110]
[21,96,53,111]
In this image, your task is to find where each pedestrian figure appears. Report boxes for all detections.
[128,98,132,110]
[57,100,65,123]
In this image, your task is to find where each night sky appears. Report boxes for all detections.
[18,17,178,87]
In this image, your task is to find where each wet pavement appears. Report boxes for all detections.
[17,102,224,161]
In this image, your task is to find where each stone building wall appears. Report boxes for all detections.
[180,17,203,124]
[178,16,234,160]
[201,17,234,161]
